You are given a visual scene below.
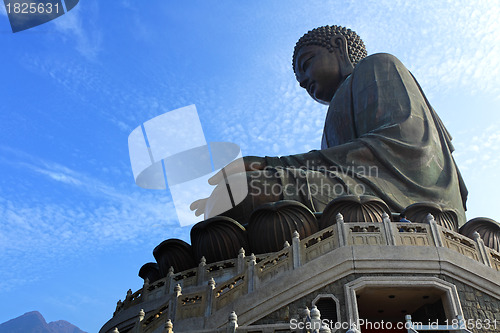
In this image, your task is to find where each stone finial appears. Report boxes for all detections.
[320,323,332,333]
[425,213,435,224]
[336,212,344,223]
[228,311,238,323]
[382,212,389,219]
[115,300,123,311]
[238,247,245,257]
[200,256,207,266]
[249,253,256,263]
[143,278,150,288]
[167,266,175,276]
[346,323,360,333]
[174,284,182,297]
[227,311,238,332]
[165,319,173,332]
[473,231,481,240]
[292,230,300,240]
[283,241,290,248]
[310,305,320,320]
[208,277,216,289]
[112,328,119,333]
[126,289,132,297]
[138,309,145,321]
[302,306,310,319]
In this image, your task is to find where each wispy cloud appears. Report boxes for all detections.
[0,3,7,17]
[360,1,500,99]
[52,3,102,59]
[0,146,180,291]
[453,123,500,172]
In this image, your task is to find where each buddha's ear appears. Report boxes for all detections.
[330,34,354,76]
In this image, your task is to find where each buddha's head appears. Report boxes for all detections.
[293,25,367,104]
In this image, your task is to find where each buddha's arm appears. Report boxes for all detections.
[266,140,370,171]
[203,54,433,196]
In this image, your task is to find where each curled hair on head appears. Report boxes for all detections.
[292,25,367,75]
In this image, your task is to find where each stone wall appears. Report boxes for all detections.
[251,274,357,327]
[442,276,500,333]
[252,273,500,333]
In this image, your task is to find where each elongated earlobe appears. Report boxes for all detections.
[330,35,354,78]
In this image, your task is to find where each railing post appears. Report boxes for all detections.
[349,324,361,333]
[205,278,216,318]
[336,213,347,247]
[292,230,301,268]
[114,299,123,315]
[319,323,332,333]
[247,253,256,293]
[346,323,361,333]
[300,306,311,330]
[125,289,133,305]
[197,256,207,286]
[310,306,321,332]
[382,212,396,246]
[165,319,174,333]
[174,283,182,297]
[427,214,443,247]
[134,309,145,333]
[405,314,413,332]
[142,278,149,301]
[237,247,246,274]
[473,232,493,267]
[167,266,175,294]
[172,284,182,322]
[226,311,238,333]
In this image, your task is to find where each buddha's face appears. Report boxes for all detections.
[294,45,344,104]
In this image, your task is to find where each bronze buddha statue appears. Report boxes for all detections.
[191,25,468,229]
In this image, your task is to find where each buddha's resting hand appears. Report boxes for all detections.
[190,156,267,217]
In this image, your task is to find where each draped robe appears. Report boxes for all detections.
[221,53,467,226]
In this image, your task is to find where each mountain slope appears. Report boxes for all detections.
[0,311,87,333]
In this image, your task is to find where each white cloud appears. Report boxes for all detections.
[0,147,181,291]
[29,165,83,186]
[454,124,500,166]
[0,3,7,17]
[385,1,500,98]
[52,3,102,59]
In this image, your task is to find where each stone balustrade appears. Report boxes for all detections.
[490,249,500,271]
[107,214,499,333]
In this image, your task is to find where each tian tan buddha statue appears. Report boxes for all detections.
[191,25,468,229]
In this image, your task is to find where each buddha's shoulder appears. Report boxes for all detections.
[354,53,407,72]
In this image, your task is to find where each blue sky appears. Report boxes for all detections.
[0,1,499,332]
